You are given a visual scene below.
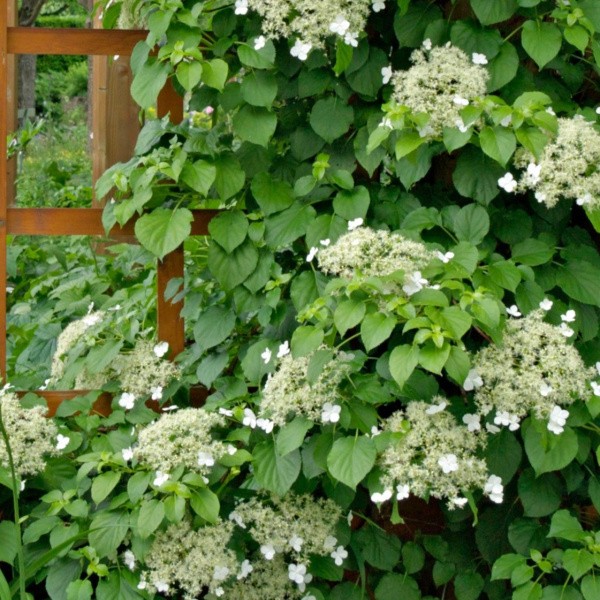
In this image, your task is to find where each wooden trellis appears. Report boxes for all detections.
[0,0,217,412]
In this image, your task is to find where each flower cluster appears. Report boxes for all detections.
[259,349,351,426]
[510,116,600,209]
[49,311,105,382]
[231,493,343,564]
[117,340,180,399]
[134,408,228,476]
[0,388,59,477]
[317,225,435,282]
[142,519,237,599]
[472,310,591,431]
[389,42,488,136]
[237,0,373,57]
[377,400,499,509]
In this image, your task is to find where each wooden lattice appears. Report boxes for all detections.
[0,0,216,412]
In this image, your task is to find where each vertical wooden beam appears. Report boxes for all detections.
[0,0,9,379]
[5,0,16,206]
[156,77,185,356]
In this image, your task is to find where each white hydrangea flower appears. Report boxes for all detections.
[436,250,454,263]
[234,0,248,15]
[381,65,393,85]
[494,411,520,431]
[56,434,70,450]
[498,172,517,193]
[558,322,575,337]
[402,271,428,295]
[372,0,385,11]
[118,392,136,410]
[153,341,169,358]
[154,580,169,593]
[348,217,363,230]
[539,382,553,397]
[289,535,304,552]
[261,347,272,364]
[277,341,290,358]
[260,543,276,560]
[548,405,569,435]
[329,14,350,35]
[425,400,447,415]
[123,549,136,571]
[455,118,469,133]
[243,408,257,428]
[288,563,312,592]
[472,52,488,65]
[237,559,253,579]
[484,474,503,503]
[213,566,230,581]
[422,38,432,50]
[539,298,553,311]
[229,511,246,528]
[254,35,266,50]
[561,309,576,323]
[576,193,592,206]
[321,402,342,423]
[320,238,331,246]
[197,451,215,467]
[453,95,469,106]
[256,418,275,433]
[151,386,163,400]
[290,40,312,61]
[344,31,359,47]
[122,447,134,462]
[438,453,459,474]
[396,484,410,500]
[506,304,522,318]
[153,471,169,487]
[330,546,348,566]
[463,369,483,391]
[371,489,393,503]
[486,423,501,434]
[451,497,468,508]
[306,247,319,262]
[462,413,481,432]
[219,407,233,417]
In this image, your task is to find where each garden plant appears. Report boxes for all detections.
[4,0,600,598]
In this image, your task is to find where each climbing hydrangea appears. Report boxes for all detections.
[317,226,435,280]
[390,43,488,136]
[260,349,352,426]
[378,400,497,509]
[142,519,237,599]
[231,493,342,563]
[134,408,228,475]
[242,0,373,55]
[515,116,600,209]
[473,310,591,422]
[0,388,59,477]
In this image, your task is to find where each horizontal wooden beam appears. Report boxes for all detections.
[6,207,219,236]
[7,27,146,56]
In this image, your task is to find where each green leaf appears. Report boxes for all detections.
[91,471,122,505]
[513,581,543,600]
[333,186,370,220]
[454,572,485,600]
[512,239,554,266]
[241,71,278,107]
[327,435,376,489]
[454,204,490,244]
[486,429,522,485]
[208,239,259,290]
[491,553,528,580]
[479,126,516,166]
[521,21,562,69]
[0,571,10,600]
[89,511,129,557]
[194,306,236,351]
[212,154,245,200]
[190,488,220,523]
[375,573,421,600]
[582,575,600,600]
[518,470,562,517]
[487,42,519,91]
[563,549,594,581]
[176,61,202,91]
[46,558,82,600]
[310,97,354,143]
[251,172,294,216]
[137,499,165,538]
[208,211,249,253]
[291,326,325,357]
[233,105,277,147]
[201,58,228,90]
[556,261,600,307]
[394,1,442,48]
[180,160,216,196]
[354,525,402,571]
[547,510,586,542]
[439,306,472,339]
[135,207,193,260]
[130,59,170,109]
[334,299,367,336]
[389,344,420,389]
[489,260,521,292]
[276,417,313,456]
[402,542,425,574]
[66,580,93,600]
[361,313,396,351]
[564,26,589,53]
[0,521,18,565]
[453,146,503,205]
[238,41,276,69]
[470,0,517,25]
[253,440,301,496]
[395,130,426,160]
[444,346,471,384]
[522,420,579,476]
[265,202,317,248]
[419,342,451,374]
[127,471,151,504]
